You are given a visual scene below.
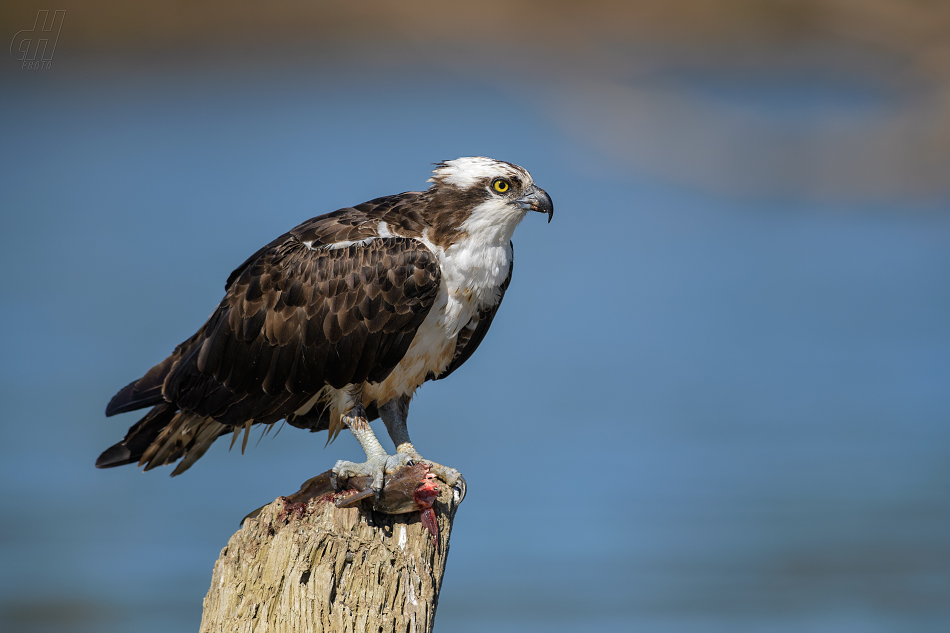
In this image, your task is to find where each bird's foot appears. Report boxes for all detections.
[331,452,414,496]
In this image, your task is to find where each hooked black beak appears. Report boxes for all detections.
[516,185,554,223]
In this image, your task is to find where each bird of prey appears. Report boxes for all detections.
[97,157,553,493]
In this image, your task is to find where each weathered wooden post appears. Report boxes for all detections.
[200,467,462,632]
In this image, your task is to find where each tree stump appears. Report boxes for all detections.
[200,469,461,633]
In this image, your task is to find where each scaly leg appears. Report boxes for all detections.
[379,397,465,500]
[331,399,412,495]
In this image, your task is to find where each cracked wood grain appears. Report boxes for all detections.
[200,482,460,633]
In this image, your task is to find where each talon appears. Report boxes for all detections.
[330,460,346,491]
[371,471,385,500]
[454,474,467,504]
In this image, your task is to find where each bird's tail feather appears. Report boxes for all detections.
[105,354,178,416]
[95,403,177,468]
[138,410,230,476]
[96,402,231,476]
[105,327,208,417]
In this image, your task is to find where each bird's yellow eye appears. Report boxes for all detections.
[492,178,510,193]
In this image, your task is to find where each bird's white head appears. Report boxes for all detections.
[428,157,529,190]
[426,157,553,245]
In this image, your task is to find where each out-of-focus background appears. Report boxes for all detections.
[2,2,949,631]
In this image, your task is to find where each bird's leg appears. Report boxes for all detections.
[331,398,412,495]
[379,397,465,498]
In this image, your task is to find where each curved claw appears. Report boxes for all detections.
[330,463,344,491]
[453,473,467,505]
[370,469,384,500]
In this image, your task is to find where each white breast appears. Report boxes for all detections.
[363,200,524,404]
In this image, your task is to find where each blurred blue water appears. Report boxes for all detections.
[1,65,948,632]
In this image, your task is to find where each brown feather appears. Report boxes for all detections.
[241,418,252,455]
[170,419,229,476]
[103,192,453,474]
[229,424,241,451]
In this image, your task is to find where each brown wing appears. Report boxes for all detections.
[165,234,440,424]
[104,192,431,418]
[434,242,513,381]
[99,201,440,473]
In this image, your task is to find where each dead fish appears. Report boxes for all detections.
[243,463,454,549]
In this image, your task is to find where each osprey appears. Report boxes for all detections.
[97,157,553,493]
